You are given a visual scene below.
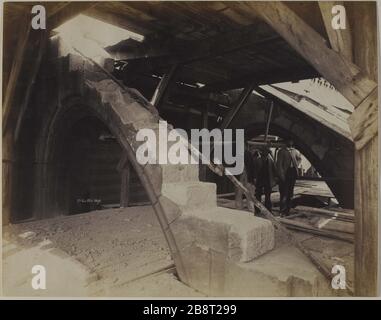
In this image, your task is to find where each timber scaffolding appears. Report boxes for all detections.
[3,2,378,296]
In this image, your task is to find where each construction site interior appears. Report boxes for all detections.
[2,2,378,297]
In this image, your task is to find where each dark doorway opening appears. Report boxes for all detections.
[66,116,122,214]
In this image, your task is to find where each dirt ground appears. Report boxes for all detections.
[3,206,203,297]
[3,203,353,296]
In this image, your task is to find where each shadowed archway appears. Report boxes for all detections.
[230,93,354,208]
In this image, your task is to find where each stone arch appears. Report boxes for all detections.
[230,94,354,208]
[38,103,125,216]
[11,54,196,281]
[245,122,322,171]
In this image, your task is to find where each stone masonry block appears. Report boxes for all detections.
[161,164,199,183]
[178,207,274,263]
[161,182,217,210]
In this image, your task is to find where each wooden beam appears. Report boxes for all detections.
[2,12,30,135]
[108,22,281,65]
[204,64,317,92]
[318,1,353,61]
[202,102,209,129]
[354,138,378,296]
[150,64,179,108]
[234,1,376,107]
[278,217,354,243]
[293,206,354,223]
[85,3,164,37]
[348,87,378,150]
[235,173,245,210]
[248,141,285,149]
[3,2,98,136]
[48,2,99,31]
[162,103,217,118]
[14,30,48,141]
[200,101,210,181]
[219,83,255,129]
[264,101,274,142]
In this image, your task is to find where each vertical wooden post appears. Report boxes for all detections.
[350,3,378,296]
[2,131,14,224]
[235,173,244,209]
[202,102,209,130]
[264,101,274,142]
[200,101,210,181]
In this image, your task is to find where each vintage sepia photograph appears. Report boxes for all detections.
[1,1,379,299]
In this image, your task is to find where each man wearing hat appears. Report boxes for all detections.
[276,139,301,215]
[254,147,278,212]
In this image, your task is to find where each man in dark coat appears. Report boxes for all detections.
[276,139,301,215]
[244,147,255,185]
[254,147,277,212]
[236,144,256,211]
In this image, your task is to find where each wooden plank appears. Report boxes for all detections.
[318,1,353,61]
[329,207,356,214]
[314,218,354,235]
[293,206,354,222]
[236,1,376,107]
[348,88,378,150]
[217,192,235,198]
[278,217,354,243]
